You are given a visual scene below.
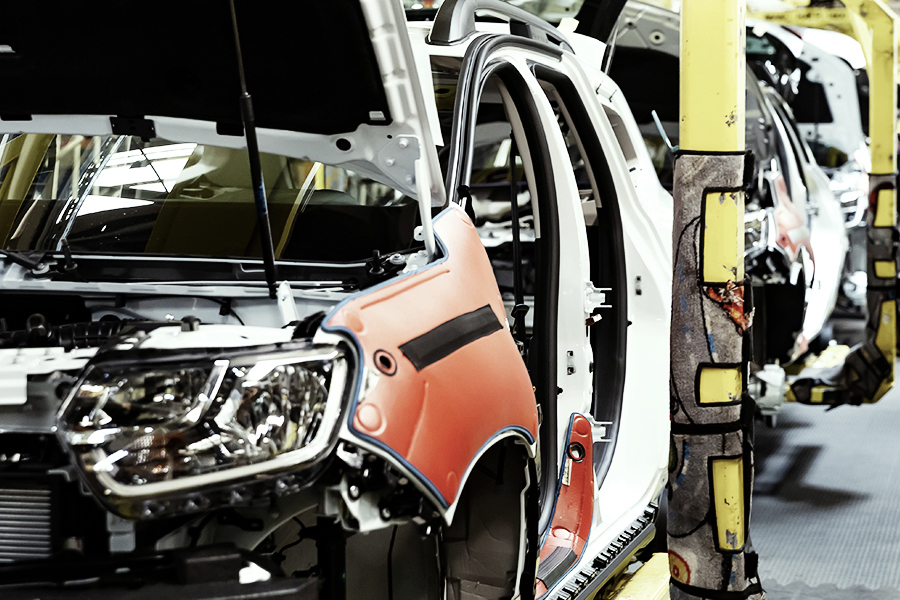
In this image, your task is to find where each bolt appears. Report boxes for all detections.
[385,157,395,167]
[398,138,409,149]
[349,484,361,500]
[380,507,392,520]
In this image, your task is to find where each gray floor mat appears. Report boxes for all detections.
[762,581,900,600]
[752,351,900,591]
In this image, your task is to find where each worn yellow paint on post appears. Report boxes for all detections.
[875,260,897,279]
[699,366,742,404]
[874,187,897,227]
[711,457,745,551]
[702,191,744,282]
[680,0,745,152]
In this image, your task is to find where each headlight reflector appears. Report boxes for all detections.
[58,345,347,511]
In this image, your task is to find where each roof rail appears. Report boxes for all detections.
[427,0,573,52]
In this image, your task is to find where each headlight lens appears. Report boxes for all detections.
[58,345,348,510]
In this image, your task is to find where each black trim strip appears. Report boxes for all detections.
[398,305,502,371]
[537,546,578,586]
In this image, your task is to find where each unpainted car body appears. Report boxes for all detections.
[0,1,670,599]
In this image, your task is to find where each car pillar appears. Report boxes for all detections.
[669,1,764,599]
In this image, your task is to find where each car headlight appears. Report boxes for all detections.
[58,344,349,516]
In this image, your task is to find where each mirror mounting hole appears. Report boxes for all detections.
[336,138,352,151]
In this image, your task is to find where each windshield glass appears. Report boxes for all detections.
[0,134,418,263]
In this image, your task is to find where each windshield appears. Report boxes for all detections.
[0,134,419,264]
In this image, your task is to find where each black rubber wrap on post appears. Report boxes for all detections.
[669,151,765,600]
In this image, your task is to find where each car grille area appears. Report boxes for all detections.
[0,483,53,563]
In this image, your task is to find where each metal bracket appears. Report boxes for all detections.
[375,135,420,191]
[584,284,612,313]
[109,116,156,141]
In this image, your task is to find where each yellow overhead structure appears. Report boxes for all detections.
[749,7,874,66]
[668,0,765,598]
[753,0,899,405]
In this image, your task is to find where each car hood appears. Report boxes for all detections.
[0,0,444,202]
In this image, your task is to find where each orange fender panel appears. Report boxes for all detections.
[324,207,538,507]
[536,414,595,595]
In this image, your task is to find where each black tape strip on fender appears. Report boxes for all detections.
[399,304,503,371]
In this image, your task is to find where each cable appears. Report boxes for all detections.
[136,142,169,194]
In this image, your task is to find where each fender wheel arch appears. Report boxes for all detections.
[441,438,539,600]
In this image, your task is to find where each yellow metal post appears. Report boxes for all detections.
[669,1,764,599]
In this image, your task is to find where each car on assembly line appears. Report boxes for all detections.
[747,20,870,314]
[0,1,671,599]
[608,1,848,422]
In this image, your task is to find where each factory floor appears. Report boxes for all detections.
[753,317,900,599]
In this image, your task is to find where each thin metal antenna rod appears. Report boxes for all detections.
[229,0,279,299]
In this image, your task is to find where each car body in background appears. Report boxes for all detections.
[609,0,848,421]
[748,20,870,313]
